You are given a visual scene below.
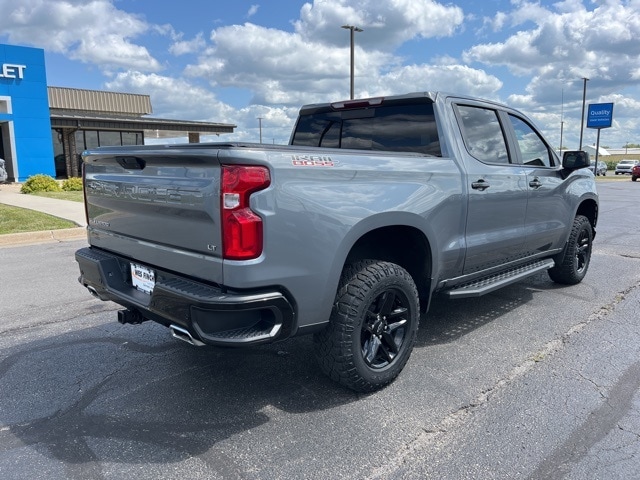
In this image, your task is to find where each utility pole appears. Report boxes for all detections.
[579,77,589,150]
[560,88,564,153]
[341,25,363,99]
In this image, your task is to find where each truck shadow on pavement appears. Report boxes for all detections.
[0,321,353,472]
[416,272,564,347]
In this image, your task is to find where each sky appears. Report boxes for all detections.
[1,0,639,149]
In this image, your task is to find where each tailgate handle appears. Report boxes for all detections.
[116,156,146,170]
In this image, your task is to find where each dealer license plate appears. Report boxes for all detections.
[131,263,155,295]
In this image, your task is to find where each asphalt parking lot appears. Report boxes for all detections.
[1,180,639,479]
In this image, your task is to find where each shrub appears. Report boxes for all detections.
[20,174,61,194]
[62,177,84,191]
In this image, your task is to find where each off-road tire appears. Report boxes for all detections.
[548,215,593,285]
[314,260,419,392]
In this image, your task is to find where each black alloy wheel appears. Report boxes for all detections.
[361,289,410,370]
[548,215,593,285]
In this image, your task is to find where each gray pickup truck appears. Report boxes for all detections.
[76,92,598,392]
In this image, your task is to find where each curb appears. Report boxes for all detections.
[0,227,86,247]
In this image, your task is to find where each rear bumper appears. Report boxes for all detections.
[75,247,296,346]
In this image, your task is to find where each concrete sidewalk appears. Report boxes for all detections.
[0,183,87,247]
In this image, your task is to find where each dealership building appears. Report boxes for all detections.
[0,43,236,182]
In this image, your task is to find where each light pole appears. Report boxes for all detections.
[341,25,363,99]
[559,88,564,153]
[257,117,263,144]
[578,77,589,150]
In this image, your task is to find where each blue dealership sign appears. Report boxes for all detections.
[0,43,54,181]
[587,102,614,129]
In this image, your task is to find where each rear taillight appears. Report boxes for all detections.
[221,165,271,260]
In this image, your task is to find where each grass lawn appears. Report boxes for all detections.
[0,204,77,234]
[32,190,84,202]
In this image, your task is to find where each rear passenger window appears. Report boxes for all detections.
[456,105,510,164]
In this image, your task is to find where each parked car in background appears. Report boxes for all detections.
[615,159,639,175]
[631,163,640,182]
[590,160,607,176]
[0,158,7,183]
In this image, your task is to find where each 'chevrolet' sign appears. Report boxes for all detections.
[0,63,26,80]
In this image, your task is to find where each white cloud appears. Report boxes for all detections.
[0,0,162,71]
[185,22,395,105]
[105,71,234,122]
[483,11,508,32]
[182,0,470,107]
[169,33,206,56]
[247,5,260,18]
[105,71,298,144]
[372,64,503,99]
[293,0,464,49]
[464,1,640,83]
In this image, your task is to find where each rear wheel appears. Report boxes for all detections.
[314,260,419,392]
[548,215,593,285]
[632,176,638,182]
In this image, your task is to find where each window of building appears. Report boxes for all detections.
[0,96,11,114]
[84,130,99,150]
[98,131,122,146]
[122,131,143,145]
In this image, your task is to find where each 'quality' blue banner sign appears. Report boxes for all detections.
[587,103,614,129]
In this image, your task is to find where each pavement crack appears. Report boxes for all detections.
[619,253,640,260]
[576,371,607,399]
[616,424,640,441]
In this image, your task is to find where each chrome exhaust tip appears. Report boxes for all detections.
[170,324,205,347]
[87,285,100,299]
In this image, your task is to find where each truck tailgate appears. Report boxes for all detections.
[83,149,223,284]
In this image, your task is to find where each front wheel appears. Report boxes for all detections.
[548,215,593,285]
[632,176,638,182]
[314,260,419,392]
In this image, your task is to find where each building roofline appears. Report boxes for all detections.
[50,111,236,134]
[47,85,236,136]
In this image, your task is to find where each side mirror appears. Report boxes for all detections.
[562,150,590,170]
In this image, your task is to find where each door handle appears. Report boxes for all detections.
[529,178,542,189]
[471,179,490,191]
